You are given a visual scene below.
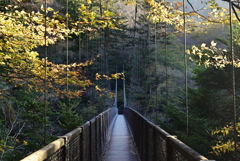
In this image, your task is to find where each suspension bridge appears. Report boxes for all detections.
[20,76,210,161]
[20,107,210,161]
[2,0,237,160]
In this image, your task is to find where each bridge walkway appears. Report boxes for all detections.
[102,115,139,161]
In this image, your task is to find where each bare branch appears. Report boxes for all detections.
[232,5,240,22]
[222,0,240,22]
[186,0,217,22]
[222,0,240,10]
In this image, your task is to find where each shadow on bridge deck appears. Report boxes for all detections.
[102,115,139,161]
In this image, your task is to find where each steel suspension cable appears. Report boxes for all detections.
[99,0,103,79]
[162,0,168,129]
[155,21,158,120]
[146,3,152,119]
[78,32,82,63]
[165,24,169,128]
[99,0,103,16]
[123,65,127,107]
[66,0,69,101]
[99,3,104,111]
[135,0,138,88]
[183,0,188,143]
[137,4,141,112]
[133,1,137,48]
[144,30,150,116]
[230,1,237,160]
[114,69,118,108]
[132,0,138,111]
[86,30,90,119]
[43,0,47,144]
[103,27,108,89]
[96,21,104,110]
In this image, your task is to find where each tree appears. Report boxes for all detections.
[187,21,240,160]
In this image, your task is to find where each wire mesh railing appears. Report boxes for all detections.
[21,107,118,161]
[123,107,209,161]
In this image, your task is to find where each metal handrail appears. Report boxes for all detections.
[21,107,118,161]
[123,107,209,161]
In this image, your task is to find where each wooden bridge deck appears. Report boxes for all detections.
[102,115,139,161]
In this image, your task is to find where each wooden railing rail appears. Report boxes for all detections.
[21,107,118,161]
[124,107,210,161]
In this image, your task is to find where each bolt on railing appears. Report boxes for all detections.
[21,107,118,161]
[124,107,211,161]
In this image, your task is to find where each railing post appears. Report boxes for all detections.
[96,116,100,160]
[82,121,90,161]
[99,113,103,159]
[153,126,157,161]
[88,121,93,161]
[63,136,68,161]
[145,121,149,161]
[58,135,70,161]
[166,136,173,161]
[80,127,83,161]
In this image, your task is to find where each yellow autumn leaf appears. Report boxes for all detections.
[23,140,28,145]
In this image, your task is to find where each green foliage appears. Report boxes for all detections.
[57,100,83,132]
[189,66,235,125]
[157,33,185,70]
[156,104,217,159]
[211,123,239,156]
[188,64,240,159]
[147,0,185,30]
[14,92,55,136]
[0,93,57,160]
